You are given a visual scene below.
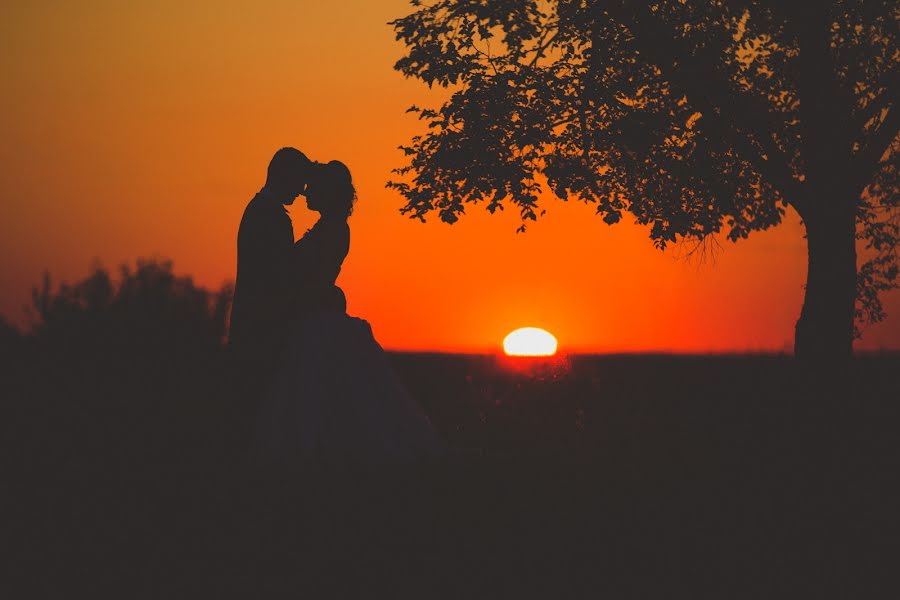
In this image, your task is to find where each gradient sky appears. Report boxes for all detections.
[1,1,897,353]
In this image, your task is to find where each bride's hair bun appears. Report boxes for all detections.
[318,160,357,218]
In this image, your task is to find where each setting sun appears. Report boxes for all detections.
[503,328,558,357]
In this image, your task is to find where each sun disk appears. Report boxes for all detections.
[503,327,558,356]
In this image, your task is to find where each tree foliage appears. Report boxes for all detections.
[388,0,898,334]
[28,258,233,357]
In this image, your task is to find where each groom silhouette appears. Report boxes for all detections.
[229,147,312,405]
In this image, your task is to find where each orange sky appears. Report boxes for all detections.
[1,1,897,353]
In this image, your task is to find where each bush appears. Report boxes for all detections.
[28,258,231,363]
[12,259,236,471]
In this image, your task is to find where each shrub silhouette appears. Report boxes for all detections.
[0,314,20,349]
[0,312,21,367]
[29,259,231,363]
[17,259,235,469]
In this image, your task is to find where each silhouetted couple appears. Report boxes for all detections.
[229,148,441,464]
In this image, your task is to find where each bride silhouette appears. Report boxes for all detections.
[253,160,442,464]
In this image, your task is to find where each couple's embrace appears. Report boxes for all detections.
[229,148,441,464]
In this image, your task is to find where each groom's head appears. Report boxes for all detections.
[265,147,312,205]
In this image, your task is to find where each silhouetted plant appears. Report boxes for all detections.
[388,0,899,361]
[15,259,236,468]
[28,258,233,360]
[0,315,21,360]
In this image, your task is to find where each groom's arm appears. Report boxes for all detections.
[290,222,349,278]
[290,230,318,278]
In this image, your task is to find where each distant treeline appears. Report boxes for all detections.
[0,259,239,471]
[2,258,897,477]
[18,258,230,345]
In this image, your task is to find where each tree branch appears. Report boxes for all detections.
[854,103,899,198]
[853,65,898,135]
[528,29,559,68]
[599,2,804,208]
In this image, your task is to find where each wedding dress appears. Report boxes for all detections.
[253,217,442,464]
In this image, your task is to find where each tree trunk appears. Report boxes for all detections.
[794,204,857,363]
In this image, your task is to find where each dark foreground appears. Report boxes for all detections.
[5,352,899,598]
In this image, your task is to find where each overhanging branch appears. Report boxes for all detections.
[854,103,899,198]
[598,2,804,209]
[853,65,898,136]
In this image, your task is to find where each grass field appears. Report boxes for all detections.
[6,350,899,597]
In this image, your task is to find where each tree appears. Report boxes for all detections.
[388,0,899,362]
[0,315,21,361]
[28,258,233,360]
[20,261,236,467]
